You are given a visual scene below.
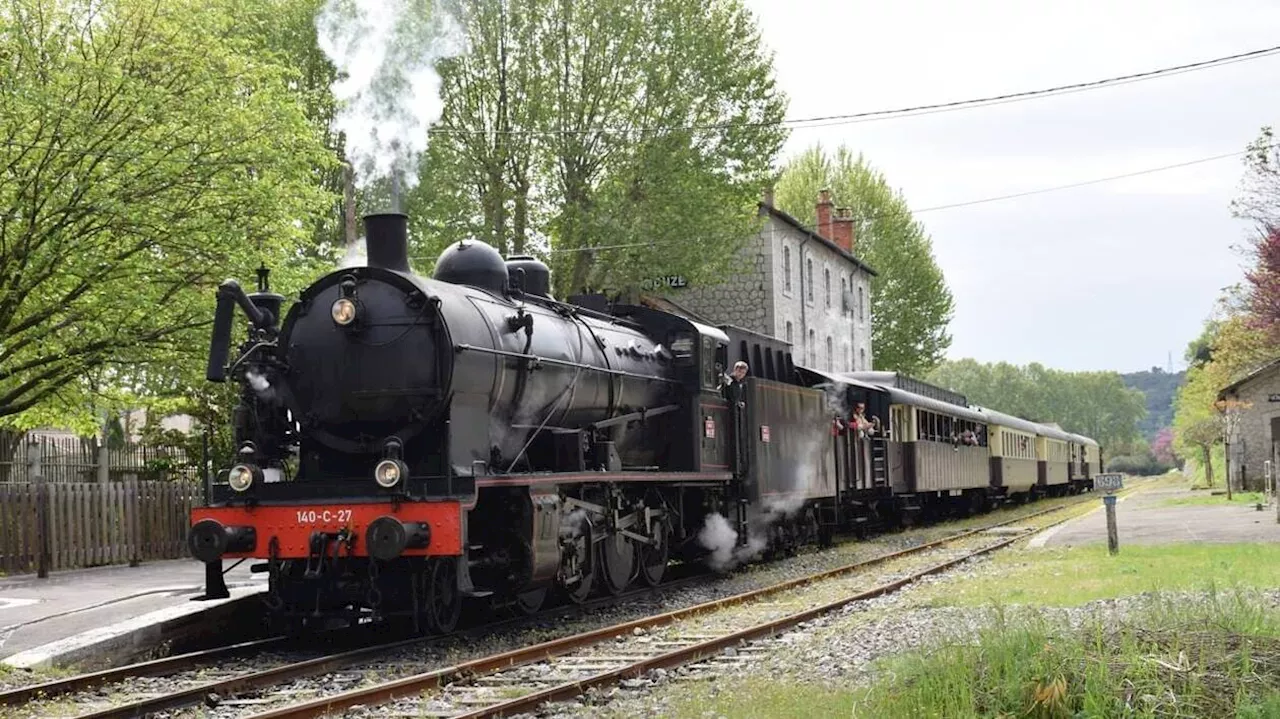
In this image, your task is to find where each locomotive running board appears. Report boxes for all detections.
[476,471,733,487]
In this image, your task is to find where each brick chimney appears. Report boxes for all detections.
[762,185,775,209]
[816,189,834,240]
[831,207,855,254]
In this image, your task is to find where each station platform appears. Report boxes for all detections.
[0,559,266,671]
[1030,482,1280,547]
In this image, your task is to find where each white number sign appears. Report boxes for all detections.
[1094,473,1124,492]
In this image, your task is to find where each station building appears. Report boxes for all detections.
[652,189,877,373]
[1218,358,1280,491]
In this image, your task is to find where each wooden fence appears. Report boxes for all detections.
[0,431,199,484]
[0,479,202,576]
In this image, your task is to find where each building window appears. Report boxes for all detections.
[785,321,793,344]
[859,347,866,369]
[825,336,833,370]
[806,258,813,304]
[808,329,815,366]
[858,286,864,322]
[840,277,847,313]
[783,246,792,294]
[824,267,831,308]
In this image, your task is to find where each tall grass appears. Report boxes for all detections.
[850,590,1280,718]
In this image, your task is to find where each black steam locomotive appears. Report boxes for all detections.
[188,212,1100,633]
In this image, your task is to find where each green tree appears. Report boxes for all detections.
[407,0,788,295]
[1172,312,1278,485]
[0,0,335,431]
[774,144,953,376]
[928,359,1147,450]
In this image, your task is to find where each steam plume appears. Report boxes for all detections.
[315,0,466,195]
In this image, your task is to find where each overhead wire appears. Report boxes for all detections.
[423,43,1280,136]
[5,43,1280,160]
[534,144,1271,255]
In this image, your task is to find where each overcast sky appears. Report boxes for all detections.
[741,0,1280,374]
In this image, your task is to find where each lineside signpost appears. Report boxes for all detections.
[1095,473,1124,555]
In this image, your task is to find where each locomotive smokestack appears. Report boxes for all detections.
[363,212,410,273]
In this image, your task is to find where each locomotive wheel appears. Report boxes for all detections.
[515,586,547,615]
[600,532,637,595]
[563,524,596,604]
[638,521,670,587]
[424,557,462,634]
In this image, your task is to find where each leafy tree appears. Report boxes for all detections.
[1245,224,1280,340]
[0,0,335,431]
[1172,313,1277,485]
[1151,427,1177,466]
[1231,126,1280,227]
[774,144,953,376]
[407,0,788,295]
[928,359,1147,450]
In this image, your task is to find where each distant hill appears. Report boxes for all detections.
[1121,368,1186,440]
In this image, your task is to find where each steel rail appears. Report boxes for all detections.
[36,571,710,719]
[464,512,1088,718]
[245,497,1096,719]
[0,636,287,707]
[465,536,1028,717]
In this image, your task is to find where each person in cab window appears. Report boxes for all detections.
[720,361,749,409]
[851,402,877,438]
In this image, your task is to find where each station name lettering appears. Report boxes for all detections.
[640,275,689,291]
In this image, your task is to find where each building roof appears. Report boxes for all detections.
[637,293,717,324]
[1219,357,1280,398]
[759,202,878,277]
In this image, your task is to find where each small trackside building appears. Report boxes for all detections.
[1218,357,1280,491]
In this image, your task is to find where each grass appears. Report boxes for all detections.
[657,591,1280,719]
[848,590,1280,718]
[913,543,1280,608]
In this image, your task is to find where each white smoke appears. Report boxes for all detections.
[697,513,738,570]
[246,370,276,403]
[697,513,769,573]
[315,0,467,193]
[339,237,368,268]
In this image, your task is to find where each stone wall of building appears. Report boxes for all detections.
[1223,365,1280,491]
[671,231,772,336]
[661,203,875,375]
[764,216,873,372]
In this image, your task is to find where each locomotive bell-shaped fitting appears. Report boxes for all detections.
[363,212,411,273]
[433,239,509,294]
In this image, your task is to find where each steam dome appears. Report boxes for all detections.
[433,239,509,294]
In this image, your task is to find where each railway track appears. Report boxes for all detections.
[234,498,1102,719]
[0,570,710,719]
[0,493,1103,719]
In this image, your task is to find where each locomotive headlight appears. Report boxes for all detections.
[331,297,357,326]
[228,464,257,492]
[374,459,406,489]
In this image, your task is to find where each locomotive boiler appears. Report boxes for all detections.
[188,213,740,632]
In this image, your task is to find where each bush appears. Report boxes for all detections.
[1106,453,1173,476]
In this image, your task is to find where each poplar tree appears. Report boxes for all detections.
[406,0,789,297]
[775,144,954,376]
